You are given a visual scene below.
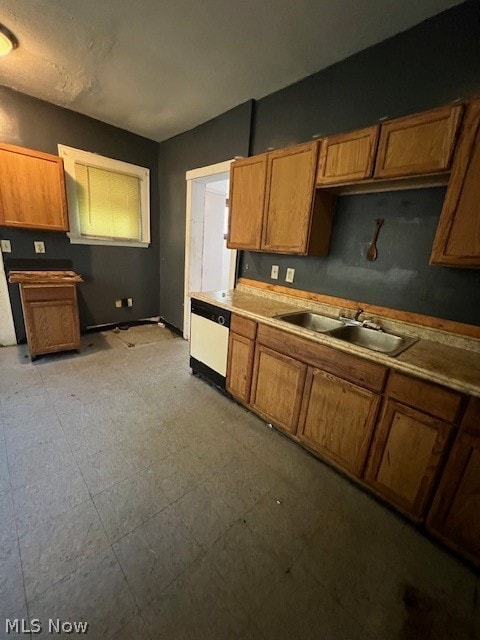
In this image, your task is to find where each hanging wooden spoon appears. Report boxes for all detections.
[366,218,384,261]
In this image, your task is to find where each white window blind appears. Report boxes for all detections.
[74,163,141,241]
[59,144,150,248]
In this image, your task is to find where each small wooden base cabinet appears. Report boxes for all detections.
[225,313,480,566]
[9,271,83,360]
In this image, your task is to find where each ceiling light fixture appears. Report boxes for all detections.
[0,24,18,57]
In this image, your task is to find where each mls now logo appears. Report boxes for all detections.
[5,619,89,634]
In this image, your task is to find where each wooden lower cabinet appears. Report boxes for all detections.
[22,285,81,358]
[427,397,480,564]
[226,332,255,402]
[250,344,306,434]
[297,367,381,476]
[365,400,453,520]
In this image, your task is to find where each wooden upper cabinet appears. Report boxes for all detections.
[262,141,319,254]
[250,343,307,434]
[227,154,267,250]
[430,99,480,268]
[365,399,452,521]
[298,367,380,477]
[316,126,379,185]
[427,397,480,565]
[0,143,69,231]
[374,104,463,179]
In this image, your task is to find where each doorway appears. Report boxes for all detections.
[183,160,236,339]
[0,249,17,346]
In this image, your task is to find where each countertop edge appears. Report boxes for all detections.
[190,290,480,398]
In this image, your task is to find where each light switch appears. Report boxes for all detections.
[34,241,45,254]
[1,239,12,253]
[285,268,295,283]
[270,265,279,280]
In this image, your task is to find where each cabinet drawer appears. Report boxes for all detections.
[316,125,379,185]
[22,285,76,303]
[386,371,464,424]
[230,314,257,340]
[257,324,387,392]
[374,105,462,178]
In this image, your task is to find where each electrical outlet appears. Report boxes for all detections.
[127,298,133,307]
[1,239,11,253]
[285,268,295,283]
[115,299,122,308]
[34,241,45,254]
[270,265,279,280]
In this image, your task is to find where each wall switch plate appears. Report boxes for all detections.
[270,265,279,280]
[0,240,11,253]
[34,241,45,254]
[115,299,122,308]
[285,268,295,283]
[127,298,133,307]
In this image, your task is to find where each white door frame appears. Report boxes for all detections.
[183,159,235,340]
[0,249,17,346]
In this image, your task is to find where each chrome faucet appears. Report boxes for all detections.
[354,308,364,322]
[339,308,364,325]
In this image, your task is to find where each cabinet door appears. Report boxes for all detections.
[226,332,255,403]
[316,126,379,185]
[262,141,319,253]
[427,432,480,564]
[374,105,462,179]
[227,155,267,250]
[250,344,306,433]
[298,367,380,477]
[430,99,480,267]
[0,143,68,231]
[365,400,452,520]
[24,300,79,355]
[427,397,480,564]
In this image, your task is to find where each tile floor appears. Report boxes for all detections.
[0,326,478,639]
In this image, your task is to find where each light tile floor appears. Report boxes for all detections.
[0,326,478,639]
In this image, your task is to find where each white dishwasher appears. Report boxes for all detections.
[190,298,231,389]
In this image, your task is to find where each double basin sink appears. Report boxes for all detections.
[275,311,417,357]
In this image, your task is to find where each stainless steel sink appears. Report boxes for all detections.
[275,311,345,333]
[328,325,417,357]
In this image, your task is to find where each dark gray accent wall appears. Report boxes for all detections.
[0,86,160,342]
[158,101,252,329]
[240,0,480,326]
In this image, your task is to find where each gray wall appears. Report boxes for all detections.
[240,0,480,326]
[0,87,160,341]
[158,101,252,329]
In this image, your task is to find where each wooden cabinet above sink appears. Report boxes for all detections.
[316,125,379,185]
[374,104,463,179]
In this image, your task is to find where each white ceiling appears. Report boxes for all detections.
[0,0,462,142]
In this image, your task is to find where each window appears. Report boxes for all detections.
[59,145,150,247]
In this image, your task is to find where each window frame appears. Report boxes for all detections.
[58,144,150,248]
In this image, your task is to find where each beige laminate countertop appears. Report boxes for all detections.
[190,286,480,398]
